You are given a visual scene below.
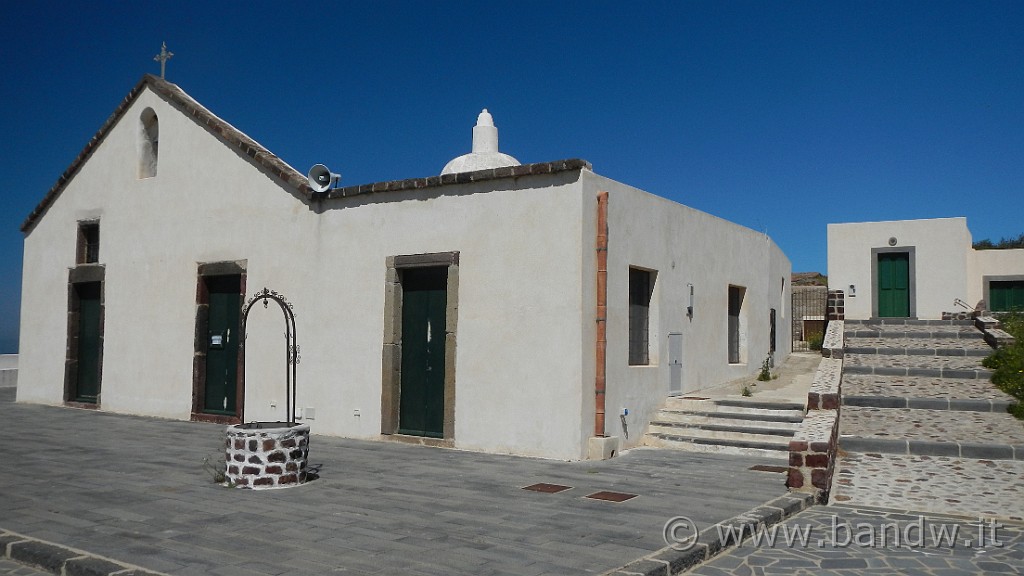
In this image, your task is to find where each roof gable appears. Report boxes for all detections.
[20,74,311,233]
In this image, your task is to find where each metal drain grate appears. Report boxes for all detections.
[522,483,573,494]
[585,490,637,503]
[749,465,788,473]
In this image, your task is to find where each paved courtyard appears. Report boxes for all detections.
[689,505,1024,575]
[0,388,786,576]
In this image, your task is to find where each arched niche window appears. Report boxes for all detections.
[138,108,159,178]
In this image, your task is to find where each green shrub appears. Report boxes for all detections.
[807,331,824,351]
[983,312,1024,419]
[757,354,773,381]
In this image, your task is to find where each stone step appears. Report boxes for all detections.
[715,398,807,412]
[842,353,993,379]
[841,373,1015,406]
[655,408,804,425]
[831,452,1024,521]
[843,395,1014,412]
[844,319,975,326]
[845,336,992,354]
[648,420,797,438]
[647,395,804,459]
[839,406,1024,453]
[845,328,985,340]
[644,432,790,459]
[844,345,991,357]
[663,397,805,417]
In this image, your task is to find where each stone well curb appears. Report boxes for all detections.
[0,529,169,576]
[601,492,815,576]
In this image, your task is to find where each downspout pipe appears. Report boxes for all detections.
[595,191,609,437]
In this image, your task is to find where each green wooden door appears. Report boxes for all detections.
[399,267,447,438]
[877,252,910,318]
[204,275,241,415]
[990,280,1024,312]
[75,282,102,402]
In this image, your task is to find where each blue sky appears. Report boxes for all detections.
[2,1,1022,353]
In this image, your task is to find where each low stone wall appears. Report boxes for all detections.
[984,328,1016,348]
[806,357,842,410]
[976,316,1016,348]
[787,410,840,501]
[225,422,310,489]
[826,290,845,321]
[821,320,844,359]
[942,310,978,321]
[788,321,843,501]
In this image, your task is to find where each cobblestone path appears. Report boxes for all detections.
[835,319,1024,522]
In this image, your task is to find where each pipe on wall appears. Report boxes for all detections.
[595,191,609,437]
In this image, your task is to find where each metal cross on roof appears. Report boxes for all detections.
[154,42,173,79]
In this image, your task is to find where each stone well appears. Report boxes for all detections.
[224,422,310,489]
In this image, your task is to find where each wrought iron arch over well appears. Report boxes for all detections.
[240,287,299,424]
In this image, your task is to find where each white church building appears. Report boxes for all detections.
[17,75,791,460]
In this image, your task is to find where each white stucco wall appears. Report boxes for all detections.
[290,172,588,460]
[18,85,590,459]
[19,83,795,461]
[827,218,972,319]
[584,173,791,450]
[18,88,306,417]
[971,247,1024,310]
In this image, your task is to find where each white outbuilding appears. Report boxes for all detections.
[828,217,1024,319]
[18,75,791,460]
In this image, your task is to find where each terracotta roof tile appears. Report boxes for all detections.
[21,75,593,233]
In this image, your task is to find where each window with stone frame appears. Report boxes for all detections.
[77,221,100,264]
[629,268,654,365]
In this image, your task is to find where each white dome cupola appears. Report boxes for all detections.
[441,109,520,175]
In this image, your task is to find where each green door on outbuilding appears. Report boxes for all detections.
[877,252,910,318]
[990,280,1024,312]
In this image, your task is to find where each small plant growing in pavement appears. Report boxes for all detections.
[202,453,228,484]
[807,330,824,351]
[757,354,773,381]
[982,312,1024,419]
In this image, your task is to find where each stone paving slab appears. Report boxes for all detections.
[0,398,787,576]
[0,529,167,576]
[831,453,1024,522]
[839,406,1024,446]
[843,353,993,377]
[0,559,46,576]
[687,504,1024,575]
[845,336,993,354]
[841,373,1014,403]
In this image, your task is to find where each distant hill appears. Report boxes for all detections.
[792,272,828,287]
